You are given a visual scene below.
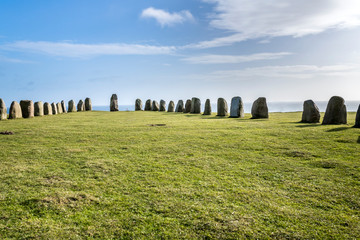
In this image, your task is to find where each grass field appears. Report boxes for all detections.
[0,111,359,239]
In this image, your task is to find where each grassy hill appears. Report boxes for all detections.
[0,111,359,239]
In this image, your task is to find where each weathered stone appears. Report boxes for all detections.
[77,100,85,112]
[229,96,244,118]
[190,97,201,114]
[168,101,175,112]
[159,100,166,111]
[68,100,76,112]
[85,98,92,111]
[135,99,143,111]
[34,101,44,117]
[57,103,63,114]
[152,100,159,111]
[145,99,152,111]
[217,98,228,116]
[61,100,67,113]
[175,100,184,112]
[251,97,268,119]
[51,103,57,115]
[0,98,7,120]
[9,101,22,119]
[110,94,119,111]
[322,96,347,125]
[20,100,34,118]
[354,105,360,128]
[44,102,52,115]
[184,99,191,113]
[203,99,211,115]
[301,100,320,123]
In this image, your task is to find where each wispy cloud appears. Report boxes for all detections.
[0,54,34,63]
[141,7,194,27]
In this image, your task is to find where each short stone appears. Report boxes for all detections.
[68,100,76,112]
[152,100,159,111]
[145,99,152,111]
[57,103,63,114]
[175,100,184,112]
[354,105,360,128]
[190,97,201,114]
[135,99,143,111]
[229,96,244,118]
[51,103,57,115]
[110,94,119,111]
[322,96,347,125]
[184,99,191,113]
[301,100,320,123]
[0,98,7,120]
[160,100,166,111]
[20,100,34,118]
[44,102,52,115]
[61,100,67,113]
[203,99,211,115]
[85,98,92,111]
[34,101,44,117]
[251,97,268,119]
[9,101,22,119]
[168,101,175,112]
[217,98,228,116]
[77,100,85,112]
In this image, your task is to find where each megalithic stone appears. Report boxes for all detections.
[217,98,228,116]
[0,98,7,120]
[168,101,175,112]
[175,100,184,112]
[68,100,76,112]
[110,94,119,111]
[354,105,360,128]
[61,100,67,113]
[135,99,143,111]
[229,96,244,118]
[203,99,211,115]
[152,100,159,111]
[34,101,44,116]
[20,100,34,118]
[184,99,191,113]
[159,100,166,111]
[9,101,22,119]
[77,100,85,112]
[190,97,201,114]
[85,98,92,111]
[44,102,52,115]
[51,103,58,115]
[251,97,268,119]
[144,99,152,111]
[57,102,63,114]
[301,100,320,123]
[322,96,347,125]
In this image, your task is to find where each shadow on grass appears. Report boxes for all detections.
[357,136,360,144]
[326,127,351,132]
[295,124,321,128]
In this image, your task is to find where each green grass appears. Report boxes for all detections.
[0,111,359,239]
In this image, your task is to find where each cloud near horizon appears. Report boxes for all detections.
[141,7,194,27]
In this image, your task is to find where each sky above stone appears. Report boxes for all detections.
[0,0,360,105]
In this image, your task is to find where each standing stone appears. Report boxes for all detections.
[34,101,44,117]
[44,102,52,115]
[168,101,175,112]
[135,99,143,111]
[0,99,7,120]
[217,98,228,116]
[229,96,244,118]
[57,103,63,114]
[203,99,211,115]
[190,97,201,114]
[85,98,92,111]
[175,100,184,112]
[322,96,347,125]
[144,99,152,111]
[9,101,22,119]
[77,100,85,112]
[20,100,34,118]
[110,94,119,111]
[301,100,320,123]
[354,105,360,128]
[184,99,192,113]
[152,100,159,111]
[61,100,67,113]
[68,100,76,112]
[251,97,269,119]
[51,103,57,115]
[159,100,166,111]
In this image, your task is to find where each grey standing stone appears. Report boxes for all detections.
[184,99,191,113]
[190,97,201,114]
[168,101,175,112]
[44,102,52,115]
[152,100,159,111]
[217,98,228,116]
[85,98,92,111]
[110,94,119,111]
[51,103,57,115]
[0,98,7,120]
[145,99,152,111]
[34,101,44,117]
[322,96,347,125]
[251,97,269,119]
[159,100,166,111]
[203,99,211,115]
[135,99,143,111]
[301,100,320,123]
[20,100,34,118]
[354,105,360,128]
[9,101,22,119]
[175,100,184,112]
[229,96,244,118]
[68,100,76,112]
[61,100,67,113]
[57,102,63,114]
[77,100,85,112]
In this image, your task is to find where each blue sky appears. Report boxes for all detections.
[1,0,360,106]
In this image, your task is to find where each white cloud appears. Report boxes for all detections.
[141,7,194,27]
[0,54,33,63]
[182,52,292,64]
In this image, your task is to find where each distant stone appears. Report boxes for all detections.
[51,103,57,115]
[135,99,143,111]
[203,99,211,115]
[20,100,34,118]
[175,100,184,112]
[160,100,166,111]
[85,98,92,111]
[0,98,7,120]
[44,102,52,115]
[354,105,360,128]
[301,100,320,123]
[145,99,152,111]
[229,96,244,118]
[34,101,44,116]
[322,96,347,125]
[57,102,63,114]
[190,97,201,114]
[184,99,191,113]
[152,100,160,111]
[9,101,22,119]
[110,94,119,111]
[217,98,228,116]
[168,101,175,112]
[251,97,269,119]
[61,100,67,113]
[68,100,76,112]
[77,100,85,112]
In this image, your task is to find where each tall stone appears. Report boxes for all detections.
[135,99,143,111]
[354,105,360,128]
[203,99,211,115]
[168,101,175,112]
[0,98,7,120]
[34,101,44,117]
[251,97,269,119]
[51,103,57,115]
[110,94,119,111]
[301,100,320,123]
[217,98,228,116]
[61,100,67,113]
[20,100,34,118]
[190,97,201,114]
[85,98,92,111]
[77,100,85,112]
[184,99,192,113]
[322,96,347,125]
[68,100,76,112]
[159,100,166,111]
[175,100,184,112]
[9,101,22,119]
[44,102,52,115]
[229,96,244,118]
[57,103,63,114]
[144,99,152,111]
[152,100,159,111]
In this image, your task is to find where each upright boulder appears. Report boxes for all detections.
[168,101,175,112]
[0,98,7,120]
[152,100,159,111]
[217,98,228,116]
[175,100,184,112]
[34,101,44,117]
[85,98,92,111]
[20,100,34,118]
[57,103,63,114]
[61,100,67,113]
[9,101,22,119]
[203,99,211,115]
[251,97,269,119]
[184,99,192,113]
[354,105,360,128]
[51,103,57,115]
[44,102,52,115]
[159,100,166,111]
[68,100,76,112]
[135,99,143,111]
[229,96,244,118]
[77,100,85,112]
[301,100,320,123]
[144,99,152,111]
[110,94,119,111]
[190,97,201,114]
[322,96,347,125]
